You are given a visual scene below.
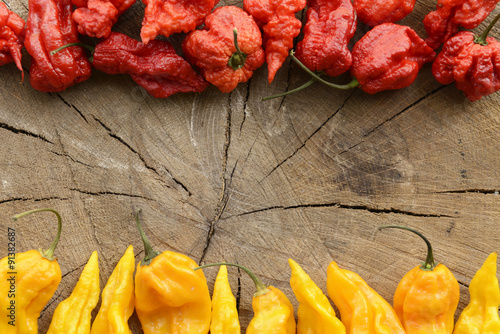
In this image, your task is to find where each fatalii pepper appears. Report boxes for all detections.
[182,6,265,93]
[90,245,135,334]
[378,225,460,334]
[134,210,211,334]
[24,0,91,92]
[47,251,100,334]
[72,0,136,38]
[140,0,219,43]
[210,264,241,334]
[289,258,346,334]
[244,0,306,83]
[0,208,63,334]
[353,0,416,26]
[453,252,500,334]
[327,260,406,334]
[196,262,296,334]
[424,0,500,50]
[0,2,25,78]
[432,11,500,101]
[294,0,357,77]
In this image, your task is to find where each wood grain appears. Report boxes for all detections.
[0,0,499,332]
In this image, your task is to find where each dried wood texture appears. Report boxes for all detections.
[0,0,499,332]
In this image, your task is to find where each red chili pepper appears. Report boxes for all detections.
[140,0,219,44]
[88,32,209,98]
[182,6,265,93]
[353,0,416,26]
[424,0,500,50]
[72,0,135,38]
[244,0,306,83]
[432,12,500,101]
[295,0,356,77]
[24,0,91,92]
[0,2,25,78]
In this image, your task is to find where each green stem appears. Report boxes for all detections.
[378,225,436,271]
[261,77,316,101]
[290,50,359,90]
[228,29,247,70]
[50,42,95,62]
[135,209,160,266]
[195,262,268,297]
[475,11,500,46]
[11,208,62,261]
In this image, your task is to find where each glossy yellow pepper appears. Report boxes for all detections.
[210,264,240,334]
[197,262,296,334]
[134,211,211,334]
[91,245,135,334]
[327,260,405,334]
[453,252,500,334]
[47,251,100,334]
[379,225,460,334]
[289,258,346,334]
[0,208,63,334]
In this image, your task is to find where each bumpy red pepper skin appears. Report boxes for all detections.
[353,0,416,26]
[72,0,135,38]
[351,23,436,94]
[182,6,265,93]
[433,31,500,101]
[424,0,500,50]
[295,0,356,77]
[0,2,25,75]
[25,0,91,92]
[92,32,209,98]
[244,0,306,83]
[140,0,219,44]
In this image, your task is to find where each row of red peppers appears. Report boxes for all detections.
[0,0,499,101]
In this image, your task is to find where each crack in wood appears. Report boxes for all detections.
[69,188,155,201]
[239,79,252,135]
[0,122,53,144]
[50,150,95,168]
[40,292,62,318]
[55,93,89,123]
[433,189,499,195]
[0,196,69,205]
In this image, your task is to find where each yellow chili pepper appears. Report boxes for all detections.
[196,262,296,334]
[91,245,135,334]
[327,260,406,334]
[379,225,460,334]
[47,251,100,334]
[0,208,63,334]
[453,252,500,334]
[289,258,346,334]
[210,264,241,334]
[134,210,211,334]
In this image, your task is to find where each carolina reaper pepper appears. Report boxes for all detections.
[289,258,346,334]
[0,2,25,77]
[423,0,500,50]
[453,252,500,334]
[327,260,406,334]
[90,245,135,334]
[378,225,460,334]
[0,208,63,334]
[244,0,306,83]
[294,0,357,77]
[182,6,265,93]
[353,0,416,26]
[140,0,219,43]
[432,11,500,101]
[47,251,100,334]
[196,262,296,334]
[134,210,211,334]
[210,264,241,334]
[72,0,136,38]
[24,0,91,92]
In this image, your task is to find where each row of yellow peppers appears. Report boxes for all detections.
[1,208,499,333]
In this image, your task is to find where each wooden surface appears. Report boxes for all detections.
[1,0,500,332]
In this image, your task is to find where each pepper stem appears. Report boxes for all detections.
[11,208,62,261]
[228,29,248,70]
[378,225,436,271]
[262,77,317,101]
[195,262,269,297]
[135,209,160,266]
[50,42,95,62]
[475,11,500,46]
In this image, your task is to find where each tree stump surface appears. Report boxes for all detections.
[1,0,499,332]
